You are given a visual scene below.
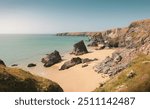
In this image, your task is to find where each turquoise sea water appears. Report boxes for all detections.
[0,34,88,65]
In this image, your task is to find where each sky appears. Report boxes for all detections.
[0,0,150,34]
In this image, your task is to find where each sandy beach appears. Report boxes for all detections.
[20,48,115,92]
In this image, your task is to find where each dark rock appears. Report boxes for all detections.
[42,50,62,67]
[11,64,18,67]
[0,59,6,67]
[99,83,104,87]
[95,44,105,50]
[71,40,88,55]
[27,63,36,67]
[82,64,88,68]
[59,57,82,70]
[127,70,136,79]
[87,41,98,47]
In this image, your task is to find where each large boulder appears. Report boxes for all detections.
[41,50,62,67]
[0,65,63,92]
[71,40,88,55]
[0,59,6,67]
[59,57,82,70]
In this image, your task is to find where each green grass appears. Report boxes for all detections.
[94,54,150,92]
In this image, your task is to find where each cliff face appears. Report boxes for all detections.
[94,19,150,92]
[56,32,100,36]
[0,61,63,92]
[57,19,150,49]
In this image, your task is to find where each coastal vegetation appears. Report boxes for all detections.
[0,62,63,92]
[0,19,150,92]
[94,54,150,92]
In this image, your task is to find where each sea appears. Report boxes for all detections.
[0,34,88,66]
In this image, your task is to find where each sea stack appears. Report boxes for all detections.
[41,50,62,67]
[71,40,88,55]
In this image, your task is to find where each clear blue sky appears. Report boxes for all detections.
[0,0,150,34]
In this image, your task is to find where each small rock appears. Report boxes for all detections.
[127,70,136,79]
[11,64,18,67]
[99,83,104,87]
[95,44,105,50]
[27,63,36,67]
[82,64,88,68]
[112,53,122,63]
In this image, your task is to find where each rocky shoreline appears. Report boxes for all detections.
[57,19,150,77]
[0,19,150,92]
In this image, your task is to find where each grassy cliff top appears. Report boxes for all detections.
[94,54,150,92]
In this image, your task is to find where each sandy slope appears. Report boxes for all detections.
[21,49,115,92]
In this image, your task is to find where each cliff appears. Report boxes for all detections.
[93,19,150,91]
[0,61,63,92]
[56,32,100,36]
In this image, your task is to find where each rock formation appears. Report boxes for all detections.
[94,19,150,76]
[27,63,36,67]
[0,59,6,67]
[41,50,62,67]
[59,57,82,70]
[71,40,88,55]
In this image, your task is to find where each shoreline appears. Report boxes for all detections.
[15,47,116,92]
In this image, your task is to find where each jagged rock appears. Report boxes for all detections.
[71,40,88,55]
[0,65,63,92]
[11,64,18,67]
[59,57,82,70]
[27,63,36,67]
[87,41,98,47]
[94,52,128,76]
[0,59,6,67]
[127,70,136,79]
[42,50,62,67]
[82,64,88,68]
[95,44,105,50]
[112,53,122,63]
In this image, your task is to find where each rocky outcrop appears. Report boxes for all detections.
[94,55,150,92]
[27,63,36,67]
[88,28,128,48]
[57,32,88,36]
[11,64,18,67]
[94,19,150,76]
[59,57,82,70]
[41,50,62,67]
[71,40,88,55]
[119,19,150,48]
[82,58,98,63]
[0,59,6,67]
[0,64,63,92]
